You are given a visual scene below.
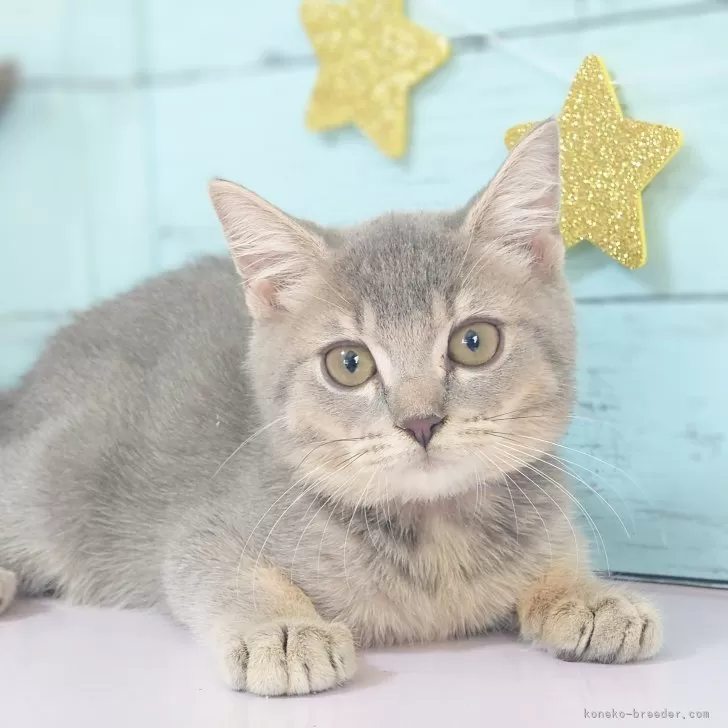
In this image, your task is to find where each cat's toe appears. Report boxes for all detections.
[533,591,662,664]
[629,597,662,660]
[220,619,356,695]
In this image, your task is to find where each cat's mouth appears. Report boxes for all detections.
[379,448,485,503]
[393,442,464,477]
[405,451,438,473]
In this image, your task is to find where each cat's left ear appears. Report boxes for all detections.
[465,119,562,273]
[209,180,326,319]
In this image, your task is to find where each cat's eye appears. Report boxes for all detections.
[324,344,377,387]
[448,321,501,367]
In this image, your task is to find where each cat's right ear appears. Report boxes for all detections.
[209,180,326,319]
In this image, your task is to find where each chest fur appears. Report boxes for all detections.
[306,513,532,647]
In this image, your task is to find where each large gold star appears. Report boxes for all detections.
[301,0,450,158]
[505,55,682,268]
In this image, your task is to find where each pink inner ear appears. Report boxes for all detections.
[236,248,284,308]
[249,279,278,309]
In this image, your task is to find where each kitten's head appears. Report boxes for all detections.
[210,120,575,506]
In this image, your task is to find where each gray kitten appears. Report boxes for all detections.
[0,121,660,695]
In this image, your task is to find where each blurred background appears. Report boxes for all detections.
[1,0,726,585]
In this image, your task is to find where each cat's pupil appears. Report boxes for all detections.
[343,351,359,374]
[463,330,480,352]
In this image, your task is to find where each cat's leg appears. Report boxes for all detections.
[163,518,356,696]
[0,567,18,616]
[517,567,662,663]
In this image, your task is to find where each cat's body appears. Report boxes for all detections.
[2,255,565,641]
[0,257,254,609]
[0,122,661,695]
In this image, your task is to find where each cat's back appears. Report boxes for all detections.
[0,256,259,603]
[7,256,251,433]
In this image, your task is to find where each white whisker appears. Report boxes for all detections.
[250,480,321,608]
[474,451,552,565]
[210,416,284,481]
[492,445,610,574]
[343,471,377,590]
[491,431,647,500]
[496,437,633,537]
[490,449,581,574]
[288,451,366,577]
[251,452,366,607]
[237,460,330,606]
[479,451,519,546]
[315,460,369,581]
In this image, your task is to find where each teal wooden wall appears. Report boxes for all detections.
[1,0,726,583]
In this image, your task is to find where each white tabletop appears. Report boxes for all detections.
[1,582,725,727]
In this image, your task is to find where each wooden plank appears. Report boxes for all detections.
[149,6,728,298]
[142,0,720,74]
[0,90,94,314]
[0,88,149,315]
[143,0,310,74]
[143,0,585,75]
[568,301,728,580]
[71,91,153,301]
[586,0,710,17]
[0,0,138,79]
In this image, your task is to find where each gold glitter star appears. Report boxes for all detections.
[505,55,682,268]
[301,0,450,158]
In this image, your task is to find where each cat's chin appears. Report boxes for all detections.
[382,452,483,503]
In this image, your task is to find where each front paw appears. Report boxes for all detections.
[219,619,356,696]
[520,581,662,664]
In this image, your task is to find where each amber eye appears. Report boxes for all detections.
[324,345,377,387]
[448,321,500,367]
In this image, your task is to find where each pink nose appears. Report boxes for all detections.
[399,415,443,449]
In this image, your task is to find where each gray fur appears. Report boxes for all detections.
[0,121,661,694]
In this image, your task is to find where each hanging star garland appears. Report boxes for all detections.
[506,55,683,269]
[301,0,450,158]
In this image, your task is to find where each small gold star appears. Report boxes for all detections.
[301,0,450,158]
[505,55,682,268]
